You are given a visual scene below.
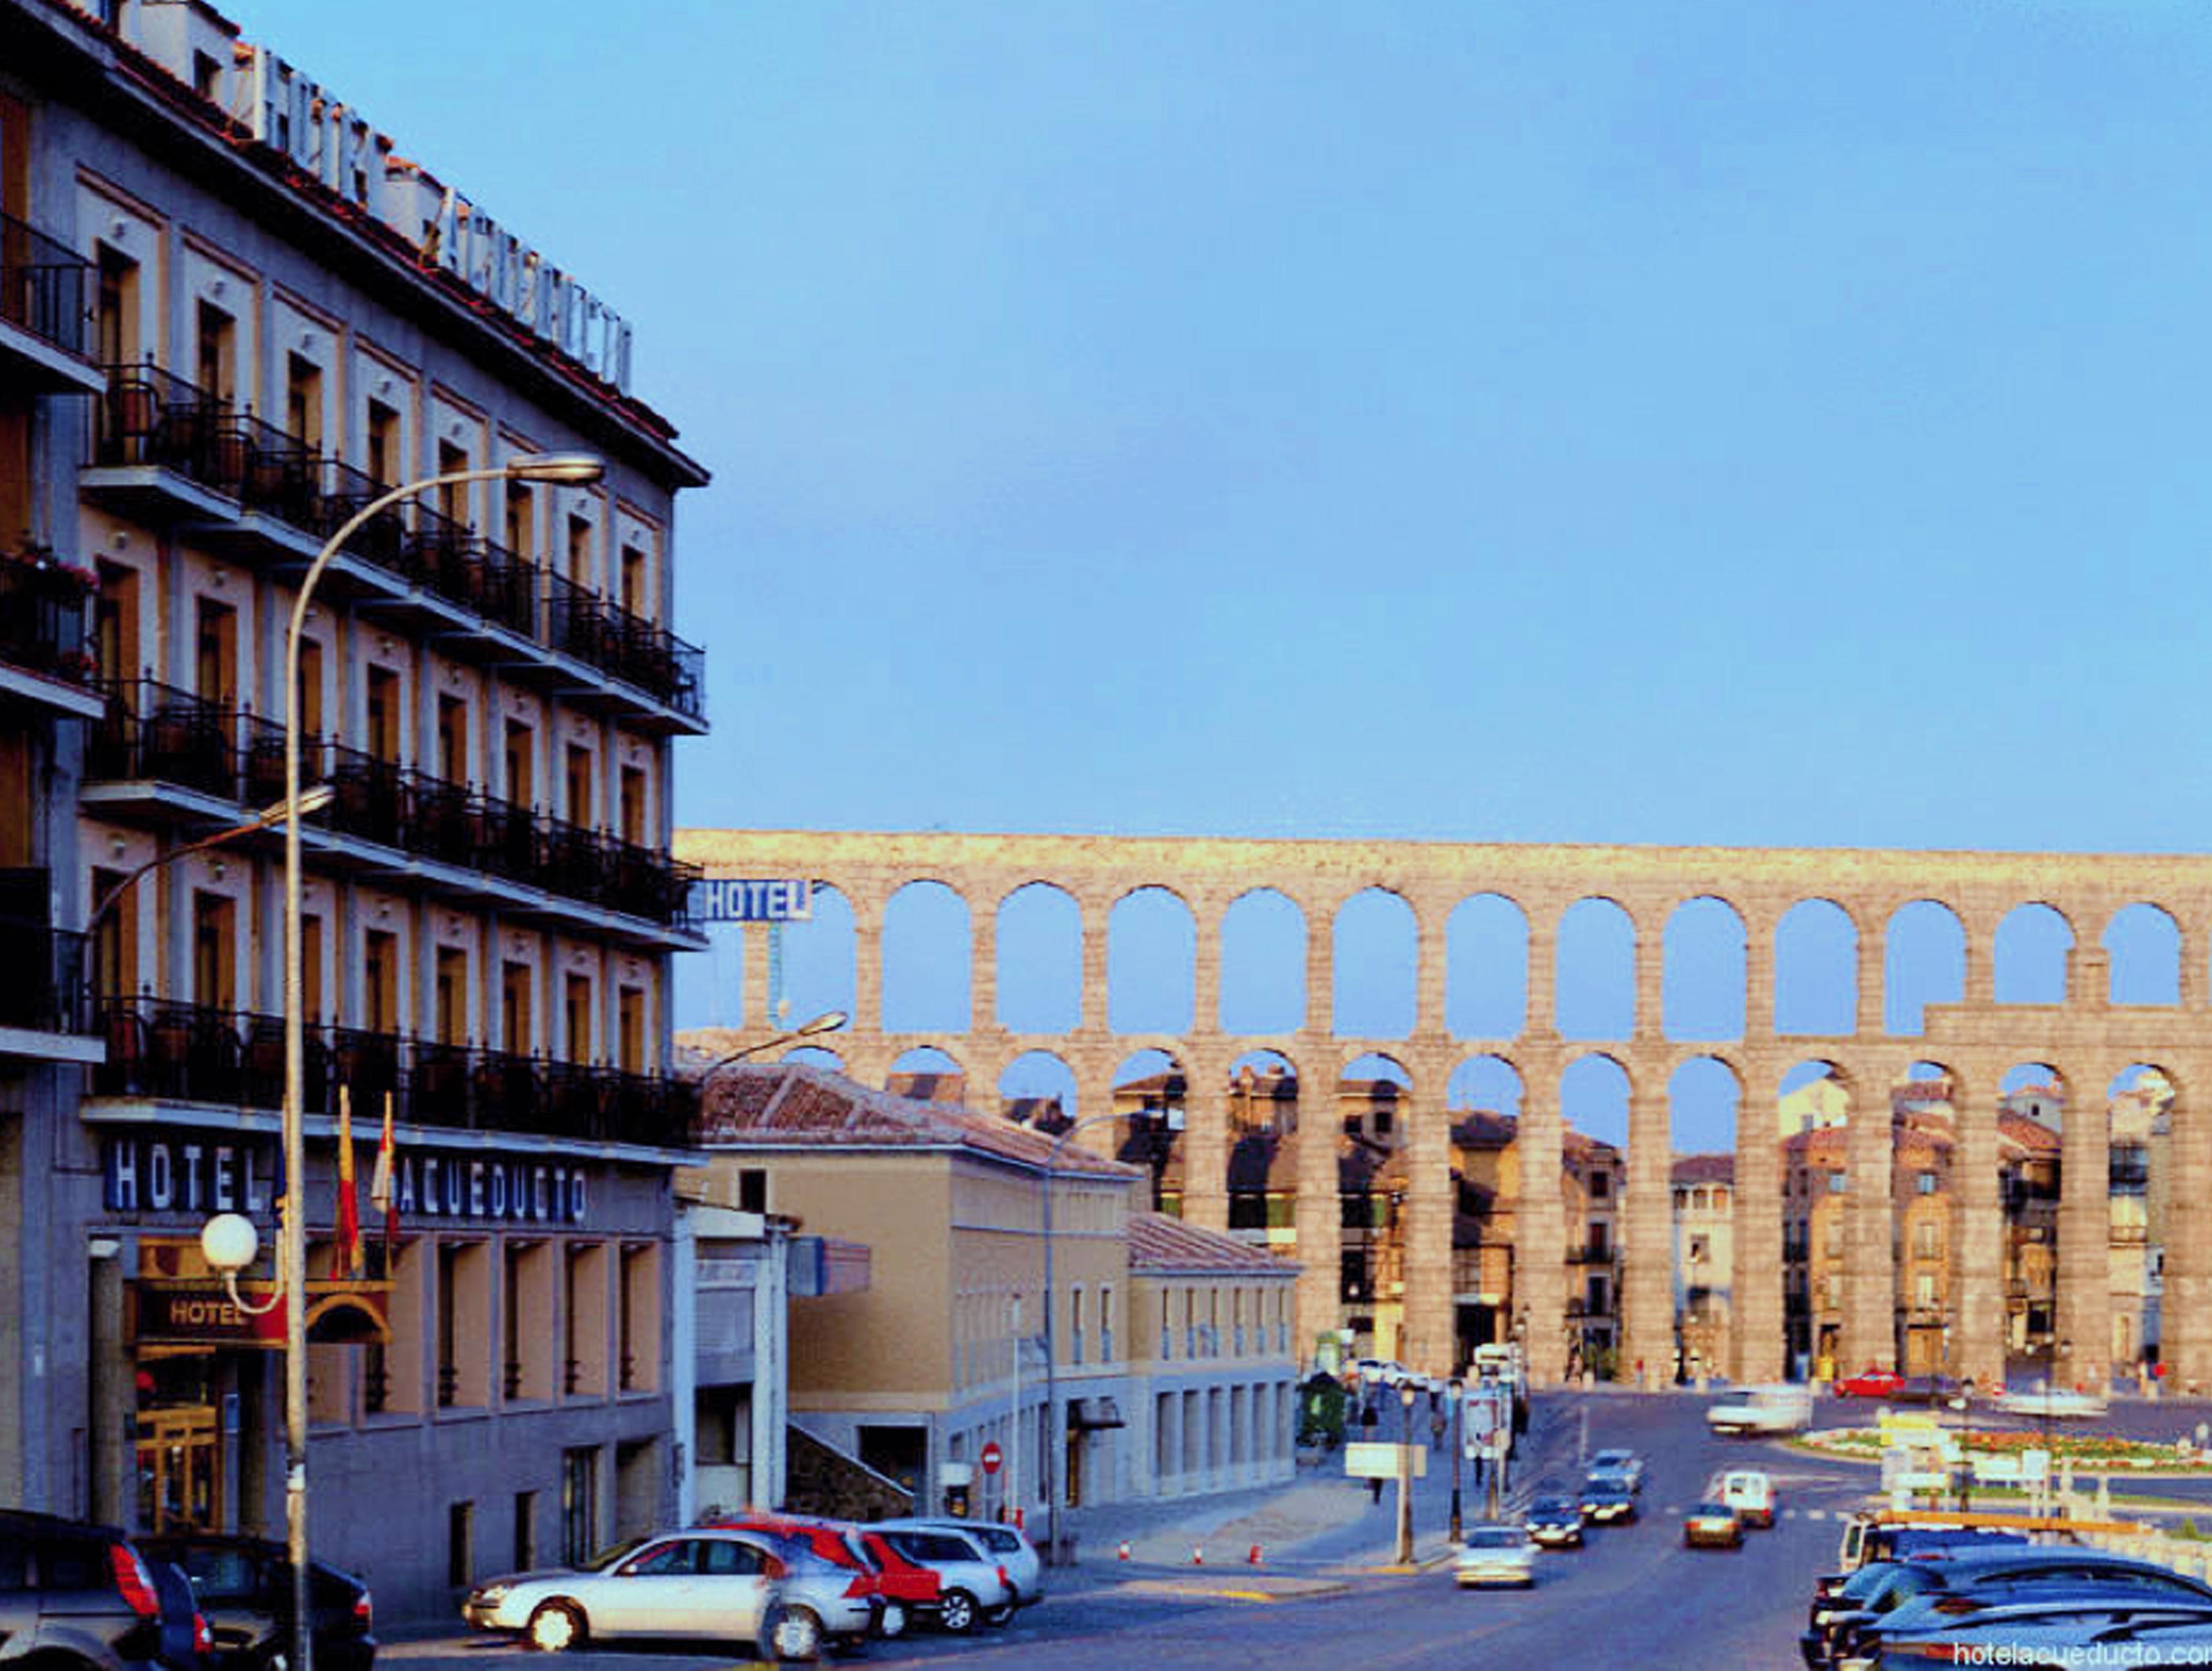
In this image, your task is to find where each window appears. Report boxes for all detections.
[94,563,138,683]
[1915,1273,1936,1309]
[365,666,399,763]
[295,638,324,738]
[91,866,133,1001]
[437,696,469,785]
[1588,1170,1610,1200]
[1916,1222,1942,1260]
[194,300,234,402]
[619,766,647,846]
[564,973,594,1062]
[191,891,234,1009]
[1688,1234,1709,1265]
[1827,1172,1846,1193]
[1100,1285,1114,1362]
[448,1502,474,1589]
[285,353,323,451]
[512,1491,536,1572]
[366,400,399,487]
[503,719,534,807]
[504,483,536,559]
[300,914,324,1025]
[194,599,235,702]
[96,247,138,367]
[363,929,398,1034]
[619,543,648,617]
[192,50,222,102]
[567,513,594,589]
[501,962,534,1055]
[617,987,644,1074]
[565,744,594,828]
[736,1169,767,1214]
[436,440,470,527]
[435,948,468,1045]
[1069,1287,1083,1367]
[1917,1171,1938,1196]
[1588,1221,1609,1258]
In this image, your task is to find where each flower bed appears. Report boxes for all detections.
[1801,1427,2212,1470]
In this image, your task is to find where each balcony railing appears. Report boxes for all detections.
[92,994,700,1147]
[1,210,93,359]
[91,367,701,720]
[0,548,96,683]
[89,679,699,927]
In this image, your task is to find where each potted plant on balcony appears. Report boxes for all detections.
[1,541,98,601]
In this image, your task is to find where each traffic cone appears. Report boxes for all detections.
[1118,1540,1132,1562]
[1248,1544,1262,1565]
[1192,1545,1204,1565]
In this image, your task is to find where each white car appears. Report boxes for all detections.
[1989,1386,2109,1421]
[1454,1524,1536,1589]
[871,1517,1042,1612]
[865,1526,1017,1634]
[1586,1449,1644,1493]
[462,1527,872,1659]
[1712,1468,1776,1528]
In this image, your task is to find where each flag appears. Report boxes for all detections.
[333,1083,362,1278]
[368,1090,398,1260]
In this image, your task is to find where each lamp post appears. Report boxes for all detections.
[280,454,602,1671]
[1042,1105,1178,1567]
[697,1010,849,1090]
[88,786,337,933]
[1394,1379,1418,1564]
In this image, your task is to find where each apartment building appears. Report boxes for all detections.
[1,0,707,1622]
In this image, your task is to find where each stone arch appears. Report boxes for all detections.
[889,1042,964,1083]
[1557,897,1635,1041]
[2105,903,2181,1007]
[1886,901,1965,1036]
[1447,1051,1523,1117]
[1225,1049,1300,1239]
[994,881,1081,1034]
[1109,886,1195,1034]
[1333,888,1418,1040]
[2104,1061,2173,1376]
[765,881,856,1031]
[1774,897,1855,1038]
[998,1047,1078,1125]
[1447,892,1529,1041]
[1994,903,2074,1006]
[1220,888,1306,1034]
[882,879,971,1034]
[1663,897,1747,1041]
[1667,1052,1743,1384]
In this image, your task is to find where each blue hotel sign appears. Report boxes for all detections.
[691,878,813,923]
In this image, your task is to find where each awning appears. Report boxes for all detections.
[1069,1396,1125,1430]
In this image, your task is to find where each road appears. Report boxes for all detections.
[388,1394,1898,1671]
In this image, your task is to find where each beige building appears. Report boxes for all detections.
[689,1058,1299,1519]
[1672,1153,1733,1380]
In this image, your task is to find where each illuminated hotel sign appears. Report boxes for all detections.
[241,48,634,393]
[102,1136,594,1227]
[691,878,814,922]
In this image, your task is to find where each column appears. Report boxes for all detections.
[1292,1040,1342,1361]
[850,890,885,1036]
[1181,1043,1228,1231]
[1525,908,1558,1038]
[1192,897,1223,1036]
[970,893,997,1037]
[2056,1058,2113,1394]
[1400,1048,1454,1375]
[1731,1049,1786,1383]
[1963,917,1996,1006]
[1621,1081,1674,1390]
[740,921,772,1031]
[1304,897,1334,1037]
[1516,1043,1569,1386]
[1950,1076,2006,1392]
[2164,1069,2212,1393]
[1077,894,1110,1034]
[2181,927,2206,1011]
[1855,918,1885,1038]
[1840,1060,1897,1374]
[1412,895,1448,1038]
[1743,914,1775,1041]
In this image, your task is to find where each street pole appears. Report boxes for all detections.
[283,454,601,1671]
[1447,1377,1463,1543]
[1008,1295,1022,1526]
[1394,1383,1416,1564]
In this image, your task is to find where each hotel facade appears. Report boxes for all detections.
[1,0,708,1623]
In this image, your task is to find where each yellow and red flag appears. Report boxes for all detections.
[332,1082,362,1278]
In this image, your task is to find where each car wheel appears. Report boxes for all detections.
[983,1603,1015,1627]
[525,1600,586,1653]
[938,1588,979,1634]
[762,1603,825,1663]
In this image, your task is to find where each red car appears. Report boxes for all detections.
[1833,1367,1904,1399]
[697,1513,905,1640]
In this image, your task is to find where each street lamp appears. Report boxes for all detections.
[279,453,603,1671]
[1447,1376,1464,1543]
[1394,1379,1418,1564]
[1042,1105,1179,1567]
[697,1010,849,1086]
[88,787,337,933]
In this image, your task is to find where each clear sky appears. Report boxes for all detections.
[212,2,2212,1139]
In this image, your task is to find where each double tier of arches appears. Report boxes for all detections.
[678,828,2212,1391]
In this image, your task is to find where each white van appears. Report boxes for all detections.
[1705,1384,1812,1437]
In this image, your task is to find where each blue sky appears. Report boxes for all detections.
[218,2,2212,1134]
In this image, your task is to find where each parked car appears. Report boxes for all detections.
[863,1527,1014,1634]
[462,1527,873,1660]
[1524,1495,1584,1550]
[1833,1368,1904,1399]
[1714,1469,1777,1529]
[1577,1480,1638,1526]
[695,1514,903,1639]
[1829,1515,2030,1578]
[1849,1584,2212,1666]
[1806,1547,2212,1669]
[1584,1450,1645,1493]
[1989,1386,2108,1420]
[870,1517,1043,1612]
[138,1534,375,1671]
[1454,1524,1536,1589]
[1840,1603,2212,1670]
[0,1508,173,1671]
[1682,1502,1744,1549]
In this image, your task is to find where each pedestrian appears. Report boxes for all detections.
[1369,1474,1384,1506]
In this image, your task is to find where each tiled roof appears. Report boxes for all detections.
[1671,1153,1734,1186]
[1127,1211,1298,1276]
[697,1062,1142,1179]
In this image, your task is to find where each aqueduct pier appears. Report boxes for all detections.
[675,827,2212,1393]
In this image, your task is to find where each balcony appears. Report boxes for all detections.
[545,572,704,729]
[86,680,700,940]
[0,211,102,395]
[90,994,698,1150]
[0,546,106,720]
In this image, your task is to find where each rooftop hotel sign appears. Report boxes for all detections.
[241,46,633,393]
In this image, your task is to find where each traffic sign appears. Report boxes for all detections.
[980,1441,1003,1476]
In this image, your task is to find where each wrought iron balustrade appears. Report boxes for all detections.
[0,550,93,682]
[1,210,93,357]
[93,363,252,499]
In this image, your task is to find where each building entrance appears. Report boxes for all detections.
[135,1401,220,1533]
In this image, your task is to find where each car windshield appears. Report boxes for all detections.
[1692,1503,1730,1517]
[1532,1498,1573,1515]
[583,1537,653,1572]
[1841,1562,1903,1601]
[1592,1452,1631,1468]
[1467,1529,1525,1550]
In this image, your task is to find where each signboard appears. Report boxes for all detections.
[980,1441,1003,1477]
[1972,1455,2023,1483]
[1344,1442,1428,1480]
[129,1280,391,1348]
[691,879,814,923]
